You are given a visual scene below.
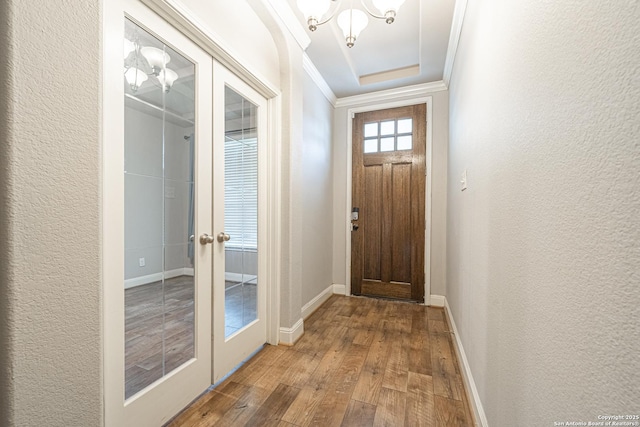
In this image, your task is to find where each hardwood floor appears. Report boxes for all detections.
[167,295,474,427]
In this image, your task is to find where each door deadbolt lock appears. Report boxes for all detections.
[351,207,359,221]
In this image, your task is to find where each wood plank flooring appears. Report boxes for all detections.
[168,295,474,427]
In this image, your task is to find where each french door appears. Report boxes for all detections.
[105,0,267,425]
[211,63,268,382]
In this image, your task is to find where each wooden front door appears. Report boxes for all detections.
[351,104,426,301]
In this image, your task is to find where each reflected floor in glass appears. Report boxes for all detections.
[225,279,257,337]
[124,276,258,398]
[124,276,194,399]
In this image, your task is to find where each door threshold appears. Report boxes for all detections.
[353,294,422,304]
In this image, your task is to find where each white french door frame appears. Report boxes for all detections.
[102,0,282,425]
[344,97,434,305]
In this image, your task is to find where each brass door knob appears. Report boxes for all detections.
[217,232,231,243]
[199,233,215,245]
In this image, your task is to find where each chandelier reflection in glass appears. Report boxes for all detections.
[123,38,179,92]
[297,0,406,47]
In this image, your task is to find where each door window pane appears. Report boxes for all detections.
[224,87,258,338]
[397,118,412,134]
[364,122,378,138]
[397,135,412,150]
[380,120,395,136]
[124,19,195,399]
[364,138,378,153]
[380,137,395,152]
[365,118,415,153]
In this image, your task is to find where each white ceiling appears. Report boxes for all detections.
[285,0,457,98]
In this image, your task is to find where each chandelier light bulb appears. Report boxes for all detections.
[297,0,331,31]
[372,0,406,23]
[140,46,171,74]
[337,8,368,48]
[157,68,179,92]
[124,67,148,92]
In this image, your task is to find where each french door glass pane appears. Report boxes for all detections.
[224,86,258,338]
[123,19,195,399]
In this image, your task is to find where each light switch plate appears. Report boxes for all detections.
[461,169,468,191]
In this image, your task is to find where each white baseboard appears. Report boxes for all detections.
[302,285,335,319]
[333,283,346,295]
[279,318,304,346]
[125,272,163,289]
[429,294,445,307]
[224,272,257,283]
[444,298,488,427]
[164,267,192,280]
[281,284,343,347]
[124,267,194,289]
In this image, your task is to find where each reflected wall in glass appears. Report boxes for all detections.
[224,86,259,338]
[123,18,196,399]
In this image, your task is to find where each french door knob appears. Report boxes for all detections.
[199,233,215,245]
[217,232,231,243]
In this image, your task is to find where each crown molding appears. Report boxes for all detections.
[302,53,337,106]
[443,0,469,86]
[262,0,310,51]
[334,80,448,109]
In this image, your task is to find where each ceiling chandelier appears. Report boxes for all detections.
[297,0,406,47]
[123,39,179,93]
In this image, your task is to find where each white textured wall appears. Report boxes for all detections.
[332,90,449,296]
[0,0,102,425]
[447,0,640,424]
[301,71,334,306]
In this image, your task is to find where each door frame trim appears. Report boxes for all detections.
[345,97,433,304]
